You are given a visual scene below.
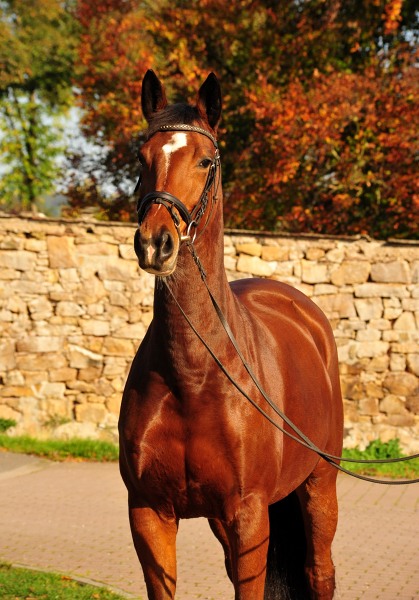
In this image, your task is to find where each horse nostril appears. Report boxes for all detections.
[157,230,175,261]
[134,229,142,259]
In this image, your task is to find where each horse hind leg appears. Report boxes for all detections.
[208,518,234,583]
[264,492,311,600]
[296,462,339,600]
[212,496,270,599]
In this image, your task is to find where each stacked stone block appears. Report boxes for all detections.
[224,233,419,454]
[1,214,419,452]
[0,215,154,442]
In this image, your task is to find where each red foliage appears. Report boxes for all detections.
[230,63,419,237]
[69,0,419,236]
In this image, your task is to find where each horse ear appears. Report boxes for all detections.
[196,72,222,132]
[141,70,168,122]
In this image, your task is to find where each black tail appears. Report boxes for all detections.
[264,492,311,600]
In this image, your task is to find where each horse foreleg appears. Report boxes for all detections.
[296,463,339,600]
[208,518,233,582]
[129,503,178,600]
[223,496,270,600]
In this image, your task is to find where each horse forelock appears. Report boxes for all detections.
[147,103,206,139]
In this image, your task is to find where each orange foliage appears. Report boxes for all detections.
[231,64,419,237]
[69,0,419,236]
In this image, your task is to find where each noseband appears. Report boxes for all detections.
[134,124,221,243]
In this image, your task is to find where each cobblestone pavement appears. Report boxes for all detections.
[0,452,418,599]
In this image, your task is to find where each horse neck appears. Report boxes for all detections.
[152,198,232,350]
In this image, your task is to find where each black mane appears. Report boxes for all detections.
[147,103,205,138]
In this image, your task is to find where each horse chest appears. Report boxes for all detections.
[122,397,243,519]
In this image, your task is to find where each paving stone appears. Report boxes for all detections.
[1,463,418,600]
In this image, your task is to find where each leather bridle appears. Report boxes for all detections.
[134,122,419,486]
[134,124,221,243]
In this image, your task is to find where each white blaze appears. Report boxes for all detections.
[162,132,187,185]
[147,245,154,263]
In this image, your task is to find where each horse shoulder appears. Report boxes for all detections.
[229,277,337,373]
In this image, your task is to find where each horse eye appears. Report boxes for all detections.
[199,159,212,169]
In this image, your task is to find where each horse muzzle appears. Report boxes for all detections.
[134,226,178,276]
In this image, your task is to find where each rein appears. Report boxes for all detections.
[136,124,419,486]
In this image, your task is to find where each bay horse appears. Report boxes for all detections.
[119,70,344,600]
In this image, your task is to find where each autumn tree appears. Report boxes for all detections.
[70,0,419,237]
[0,0,77,212]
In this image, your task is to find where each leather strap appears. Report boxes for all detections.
[164,245,419,486]
[138,191,192,227]
[156,124,218,148]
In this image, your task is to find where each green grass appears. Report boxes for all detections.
[341,439,419,479]
[0,432,417,477]
[0,563,130,599]
[0,419,17,433]
[0,436,118,462]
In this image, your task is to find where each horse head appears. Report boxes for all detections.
[134,70,222,276]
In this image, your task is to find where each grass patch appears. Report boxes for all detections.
[0,419,16,433]
[0,433,417,476]
[0,563,130,599]
[341,438,419,479]
[0,436,118,462]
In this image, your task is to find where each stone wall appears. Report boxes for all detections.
[1,213,419,452]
